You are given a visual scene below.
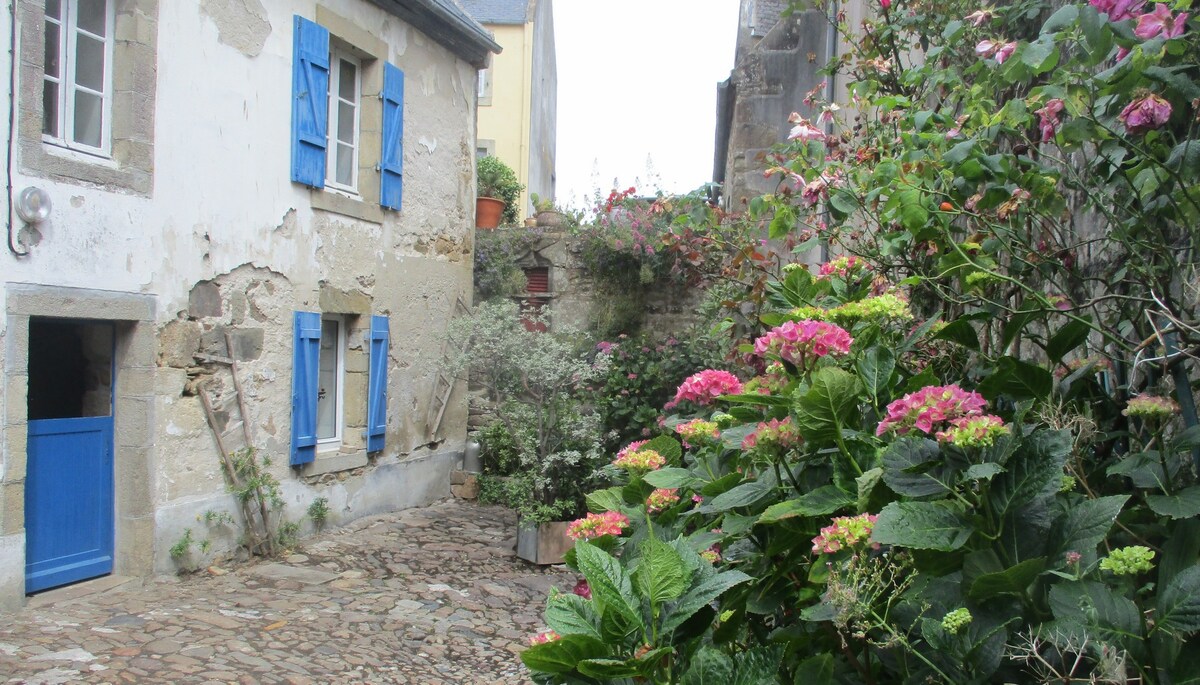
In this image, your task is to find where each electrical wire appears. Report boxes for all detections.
[6,0,27,257]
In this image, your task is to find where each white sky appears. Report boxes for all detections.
[552,1,741,212]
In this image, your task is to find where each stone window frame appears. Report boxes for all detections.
[16,0,158,196]
[299,286,373,478]
[307,6,387,225]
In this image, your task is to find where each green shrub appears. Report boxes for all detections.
[476,155,524,225]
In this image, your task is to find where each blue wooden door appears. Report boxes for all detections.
[25,416,114,593]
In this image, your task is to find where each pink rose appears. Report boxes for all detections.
[994,41,1017,64]
[1134,4,1189,39]
[1035,98,1065,142]
[1119,94,1172,134]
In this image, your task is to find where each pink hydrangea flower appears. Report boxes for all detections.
[1091,0,1147,21]
[675,418,720,446]
[753,320,853,369]
[667,370,744,409]
[1135,3,1189,38]
[812,513,880,554]
[646,488,681,513]
[1035,99,1065,142]
[567,511,630,541]
[935,414,1010,448]
[876,384,988,437]
[530,631,561,645]
[742,417,804,451]
[1119,94,1172,134]
[613,448,666,472]
[700,546,722,564]
[1123,394,1180,418]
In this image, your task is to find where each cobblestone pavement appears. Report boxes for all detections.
[0,500,575,684]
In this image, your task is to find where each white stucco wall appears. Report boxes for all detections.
[0,0,479,599]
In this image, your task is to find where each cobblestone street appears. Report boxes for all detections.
[0,500,574,684]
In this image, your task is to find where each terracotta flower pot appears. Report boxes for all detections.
[476,196,505,229]
[535,210,567,228]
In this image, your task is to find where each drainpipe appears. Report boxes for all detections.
[6,0,27,257]
[820,0,838,264]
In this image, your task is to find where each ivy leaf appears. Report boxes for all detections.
[1048,495,1129,558]
[575,541,643,630]
[794,367,861,443]
[882,437,954,497]
[871,501,975,551]
[968,557,1046,601]
[1158,566,1200,636]
[520,634,607,674]
[1147,487,1200,520]
[634,537,688,604]
[546,593,603,640]
[757,485,854,523]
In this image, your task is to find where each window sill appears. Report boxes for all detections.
[300,447,368,477]
[310,187,384,224]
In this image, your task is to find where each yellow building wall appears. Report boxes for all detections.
[477,23,535,220]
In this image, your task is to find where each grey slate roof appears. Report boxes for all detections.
[368,0,502,66]
[457,0,532,25]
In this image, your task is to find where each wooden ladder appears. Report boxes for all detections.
[195,331,276,556]
[425,296,473,441]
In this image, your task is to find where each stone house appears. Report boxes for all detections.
[460,0,557,218]
[714,0,869,208]
[0,0,499,609]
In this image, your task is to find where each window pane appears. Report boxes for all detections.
[76,0,106,36]
[337,101,354,144]
[44,21,60,79]
[336,144,353,186]
[316,320,339,440]
[45,0,63,21]
[338,59,356,102]
[72,89,102,147]
[42,81,59,136]
[74,34,104,91]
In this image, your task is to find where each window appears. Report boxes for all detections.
[316,317,345,447]
[43,0,114,156]
[326,50,361,193]
[477,67,492,106]
[291,311,389,467]
[291,12,405,216]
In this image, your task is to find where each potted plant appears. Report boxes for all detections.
[530,193,569,229]
[449,300,606,564]
[476,155,523,230]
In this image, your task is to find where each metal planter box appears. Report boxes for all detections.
[516,520,572,565]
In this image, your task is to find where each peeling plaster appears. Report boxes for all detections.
[418,136,437,154]
[199,0,272,57]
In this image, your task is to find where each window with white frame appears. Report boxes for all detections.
[42,0,114,156]
[316,317,345,447]
[326,49,361,193]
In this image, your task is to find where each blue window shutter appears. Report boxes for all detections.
[380,63,405,210]
[366,315,389,452]
[291,311,321,466]
[291,16,329,188]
